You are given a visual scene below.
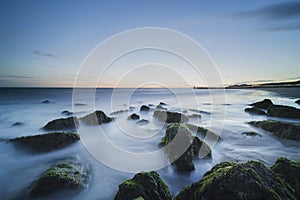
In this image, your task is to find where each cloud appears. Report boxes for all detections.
[32,50,57,58]
[234,1,300,31]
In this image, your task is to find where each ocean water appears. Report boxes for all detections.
[0,88,299,200]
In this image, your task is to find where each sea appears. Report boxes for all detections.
[0,87,299,200]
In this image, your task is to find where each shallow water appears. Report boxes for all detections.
[0,88,299,200]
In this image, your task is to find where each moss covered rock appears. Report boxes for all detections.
[248,120,300,140]
[114,171,171,200]
[244,107,266,115]
[271,157,300,199]
[185,123,221,141]
[267,105,300,119]
[80,110,112,125]
[153,110,188,123]
[174,160,296,200]
[160,123,211,172]
[10,132,80,152]
[31,159,89,196]
[43,117,79,131]
[250,99,273,109]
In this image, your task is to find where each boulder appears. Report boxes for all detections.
[174,160,296,200]
[250,99,273,109]
[296,99,300,105]
[242,131,261,137]
[160,123,211,172]
[114,171,171,200]
[30,158,89,196]
[248,120,300,140]
[153,110,188,123]
[271,157,300,199]
[140,105,150,111]
[43,117,79,131]
[244,107,266,115]
[128,113,140,120]
[185,123,221,141]
[267,105,300,119]
[80,110,113,125]
[10,132,80,152]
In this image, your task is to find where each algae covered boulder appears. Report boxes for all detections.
[248,120,300,140]
[250,99,273,109]
[114,171,171,200]
[31,159,89,196]
[271,157,300,199]
[80,110,113,125]
[154,110,188,123]
[244,107,266,115]
[160,123,211,172]
[174,160,296,200]
[10,132,80,152]
[43,117,79,131]
[267,105,300,119]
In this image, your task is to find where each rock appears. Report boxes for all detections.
[271,157,300,199]
[250,99,273,109]
[242,131,261,137]
[249,120,300,140]
[296,99,300,105]
[267,105,300,119]
[74,103,87,106]
[80,110,113,125]
[129,113,140,120]
[136,119,149,126]
[110,109,129,116]
[42,100,50,104]
[185,123,221,141]
[174,160,296,200]
[140,105,150,111]
[114,171,171,200]
[30,158,89,196]
[156,105,167,110]
[188,109,211,115]
[129,106,135,110]
[159,102,167,105]
[148,104,155,107]
[10,132,80,152]
[188,114,201,118]
[43,117,79,131]
[160,123,211,172]
[153,110,188,123]
[11,122,24,127]
[244,107,266,115]
[61,110,73,116]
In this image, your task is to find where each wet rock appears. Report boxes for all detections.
[136,119,149,126]
[114,171,171,200]
[10,132,80,152]
[244,107,266,115]
[160,123,211,172]
[140,105,150,111]
[129,113,140,120]
[174,160,296,200]
[110,109,129,116]
[11,122,24,127]
[43,117,79,131]
[80,110,113,125]
[61,110,73,116]
[250,99,273,109]
[296,99,300,105]
[30,158,89,196]
[42,100,50,104]
[156,105,167,110]
[153,110,188,123]
[267,105,300,119]
[148,104,155,107]
[159,102,167,105]
[242,131,261,137]
[185,123,221,141]
[271,157,300,199]
[248,120,300,140]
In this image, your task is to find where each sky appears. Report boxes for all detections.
[0,0,299,87]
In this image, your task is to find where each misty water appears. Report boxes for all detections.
[0,88,299,200]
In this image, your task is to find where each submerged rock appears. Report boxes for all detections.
[160,123,211,172]
[10,132,80,152]
[242,131,261,137]
[271,157,300,199]
[185,123,221,141]
[11,122,24,127]
[80,110,113,125]
[153,110,188,123]
[174,160,296,200]
[267,104,300,119]
[114,171,171,200]
[61,110,73,116]
[31,158,89,196]
[244,107,266,115]
[140,105,150,111]
[159,102,167,105]
[43,117,79,131]
[249,120,300,140]
[136,119,149,126]
[42,100,50,104]
[250,99,273,109]
[188,108,211,115]
[296,99,300,105]
[128,113,140,120]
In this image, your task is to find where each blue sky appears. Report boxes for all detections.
[0,0,299,87]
